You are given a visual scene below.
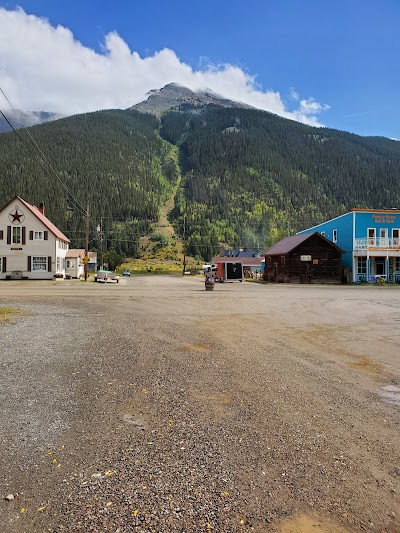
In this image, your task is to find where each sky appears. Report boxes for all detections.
[0,0,399,138]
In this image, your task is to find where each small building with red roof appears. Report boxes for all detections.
[0,196,70,280]
[65,249,85,279]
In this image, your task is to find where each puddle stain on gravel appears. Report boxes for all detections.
[379,384,400,406]
[178,343,210,352]
[203,392,231,405]
[282,324,383,378]
[276,513,351,533]
[345,354,382,376]
[191,390,232,420]
[121,413,146,429]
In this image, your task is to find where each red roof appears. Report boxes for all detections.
[2,196,70,242]
[66,249,85,259]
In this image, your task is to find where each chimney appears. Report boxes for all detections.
[39,202,45,215]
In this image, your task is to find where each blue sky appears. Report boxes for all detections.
[0,0,399,138]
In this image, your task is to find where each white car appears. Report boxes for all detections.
[94,270,119,283]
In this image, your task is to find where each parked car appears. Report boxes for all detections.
[94,270,119,283]
[122,269,131,276]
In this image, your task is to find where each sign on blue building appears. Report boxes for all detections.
[297,209,400,283]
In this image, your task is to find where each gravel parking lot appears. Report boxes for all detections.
[0,277,399,532]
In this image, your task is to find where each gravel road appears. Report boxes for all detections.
[0,276,399,532]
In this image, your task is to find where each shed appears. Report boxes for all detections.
[212,255,263,279]
[65,249,85,279]
[264,232,344,283]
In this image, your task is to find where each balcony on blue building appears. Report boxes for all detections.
[354,237,400,250]
[354,237,400,283]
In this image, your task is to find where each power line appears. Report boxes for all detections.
[0,88,87,218]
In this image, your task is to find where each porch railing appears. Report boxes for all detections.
[354,237,400,250]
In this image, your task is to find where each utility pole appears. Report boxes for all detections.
[84,204,90,281]
[182,212,186,276]
[100,216,103,270]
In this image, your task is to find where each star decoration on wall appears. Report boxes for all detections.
[8,208,25,224]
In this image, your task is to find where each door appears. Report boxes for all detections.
[368,228,376,246]
[380,228,388,247]
[375,259,385,276]
[393,229,400,247]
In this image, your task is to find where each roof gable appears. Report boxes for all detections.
[66,249,85,258]
[1,196,70,242]
[265,232,344,255]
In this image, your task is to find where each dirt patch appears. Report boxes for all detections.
[275,513,351,533]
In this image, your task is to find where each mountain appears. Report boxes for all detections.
[0,109,64,133]
[130,83,253,116]
[161,106,400,258]
[0,86,399,261]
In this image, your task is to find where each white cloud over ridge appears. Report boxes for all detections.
[0,8,329,126]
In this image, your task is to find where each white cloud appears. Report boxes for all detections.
[0,8,329,126]
[289,88,300,101]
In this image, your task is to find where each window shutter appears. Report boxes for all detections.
[2,257,6,273]
[44,231,48,240]
[0,230,3,240]
[48,256,52,272]
[29,231,33,240]
[7,226,11,244]
[27,256,31,272]
[22,226,26,245]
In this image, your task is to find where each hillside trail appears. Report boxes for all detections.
[156,178,179,237]
[142,176,184,254]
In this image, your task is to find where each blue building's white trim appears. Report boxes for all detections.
[297,212,350,234]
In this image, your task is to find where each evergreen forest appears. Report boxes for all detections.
[1,104,400,260]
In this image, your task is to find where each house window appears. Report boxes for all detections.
[357,257,367,274]
[281,255,285,266]
[34,231,44,240]
[332,229,338,243]
[66,259,74,268]
[0,257,2,271]
[267,256,271,265]
[12,226,21,244]
[32,257,47,271]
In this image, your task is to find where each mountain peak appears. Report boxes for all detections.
[130,83,253,116]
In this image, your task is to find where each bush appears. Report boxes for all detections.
[149,233,170,244]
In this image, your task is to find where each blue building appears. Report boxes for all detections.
[297,209,400,283]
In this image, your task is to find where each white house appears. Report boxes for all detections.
[0,196,70,280]
[65,249,85,279]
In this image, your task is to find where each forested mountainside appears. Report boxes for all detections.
[162,106,400,258]
[0,101,399,260]
[0,110,179,257]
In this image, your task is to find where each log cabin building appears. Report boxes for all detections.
[264,232,344,283]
